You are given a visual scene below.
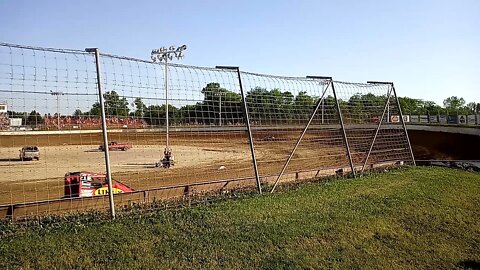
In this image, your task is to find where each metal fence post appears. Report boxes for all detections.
[270,78,331,193]
[392,84,416,165]
[85,48,116,219]
[331,80,356,177]
[216,66,262,194]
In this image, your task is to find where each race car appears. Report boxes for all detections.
[64,171,134,198]
[98,141,132,151]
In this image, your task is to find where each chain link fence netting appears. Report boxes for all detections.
[0,43,414,220]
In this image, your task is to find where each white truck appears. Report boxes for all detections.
[19,146,40,161]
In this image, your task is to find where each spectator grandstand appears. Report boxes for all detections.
[43,116,147,129]
[0,103,9,130]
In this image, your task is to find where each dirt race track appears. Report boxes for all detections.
[0,127,418,217]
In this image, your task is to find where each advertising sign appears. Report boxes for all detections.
[447,115,458,124]
[438,115,447,124]
[390,115,400,123]
[467,115,476,125]
[458,115,467,125]
[410,115,419,123]
[429,115,438,123]
[402,115,410,122]
[94,187,124,196]
[419,115,429,123]
[9,118,22,127]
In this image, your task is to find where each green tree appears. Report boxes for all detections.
[245,87,298,124]
[246,87,270,124]
[144,104,180,126]
[443,96,465,114]
[85,91,130,117]
[73,109,83,117]
[201,82,242,125]
[398,97,424,114]
[346,93,385,123]
[422,101,446,115]
[294,91,315,120]
[26,110,43,126]
[88,102,101,116]
[466,102,479,114]
[132,97,147,118]
[104,91,130,117]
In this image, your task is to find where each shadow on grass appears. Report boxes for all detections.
[457,260,480,270]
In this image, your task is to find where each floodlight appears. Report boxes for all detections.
[150,44,187,168]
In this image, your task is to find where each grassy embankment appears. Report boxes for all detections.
[1,166,479,269]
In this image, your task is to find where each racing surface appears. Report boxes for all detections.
[6,127,471,219]
[0,128,412,205]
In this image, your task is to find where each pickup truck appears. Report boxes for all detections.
[98,142,132,151]
[19,146,40,161]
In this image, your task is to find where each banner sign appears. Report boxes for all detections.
[402,115,410,122]
[390,115,400,123]
[467,115,476,125]
[410,115,419,123]
[438,115,447,124]
[419,115,429,123]
[447,115,458,124]
[458,115,467,125]
[429,115,438,123]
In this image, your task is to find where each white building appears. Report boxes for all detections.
[0,103,7,114]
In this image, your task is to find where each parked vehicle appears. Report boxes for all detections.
[64,171,134,198]
[98,141,132,151]
[19,146,40,161]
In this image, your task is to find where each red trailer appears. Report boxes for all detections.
[64,171,133,198]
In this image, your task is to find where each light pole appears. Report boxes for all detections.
[219,93,222,126]
[213,91,224,126]
[151,45,187,168]
[50,90,64,129]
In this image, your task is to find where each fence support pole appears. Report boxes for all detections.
[270,79,331,193]
[216,66,262,194]
[86,48,116,219]
[360,87,393,173]
[331,80,356,177]
[392,84,416,165]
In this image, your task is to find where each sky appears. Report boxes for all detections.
[0,0,479,105]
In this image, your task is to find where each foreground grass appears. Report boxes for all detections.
[1,167,479,269]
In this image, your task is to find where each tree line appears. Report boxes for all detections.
[6,82,480,126]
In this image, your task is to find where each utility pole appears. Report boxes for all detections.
[50,90,64,129]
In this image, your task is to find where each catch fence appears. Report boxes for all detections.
[0,43,414,220]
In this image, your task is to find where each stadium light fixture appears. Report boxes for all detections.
[151,45,187,168]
